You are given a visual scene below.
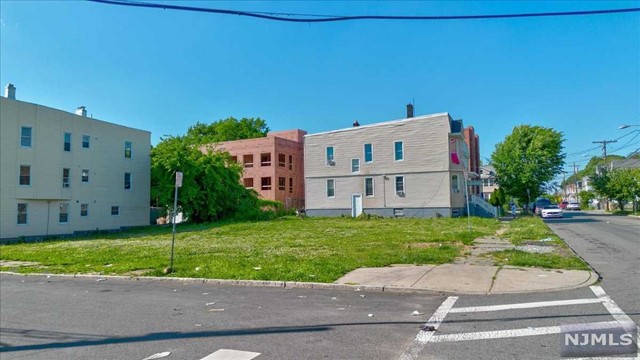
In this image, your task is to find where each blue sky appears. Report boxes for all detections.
[1,1,638,174]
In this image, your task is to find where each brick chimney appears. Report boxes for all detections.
[406,103,414,118]
[5,83,16,99]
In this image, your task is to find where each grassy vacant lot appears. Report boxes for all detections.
[0,216,588,281]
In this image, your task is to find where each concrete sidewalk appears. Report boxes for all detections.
[335,264,599,295]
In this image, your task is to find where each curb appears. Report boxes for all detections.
[0,269,597,296]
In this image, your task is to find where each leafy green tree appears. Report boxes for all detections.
[151,136,260,223]
[591,168,640,212]
[491,125,565,210]
[578,190,595,210]
[185,117,269,144]
[489,187,506,216]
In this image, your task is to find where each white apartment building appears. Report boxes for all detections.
[0,84,151,240]
[304,112,471,218]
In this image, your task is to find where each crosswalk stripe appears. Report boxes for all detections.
[199,349,261,360]
[449,298,603,313]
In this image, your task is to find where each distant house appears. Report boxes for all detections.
[202,130,306,209]
[304,111,473,218]
[480,166,498,200]
[609,158,640,170]
[0,84,151,240]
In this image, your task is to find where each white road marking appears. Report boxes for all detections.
[428,321,622,343]
[399,296,458,360]
[142,352,171,360]
[449,298,603,313]
[590,286,636,325]
[199,349,261,360]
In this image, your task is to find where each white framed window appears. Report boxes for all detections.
[59,203,69,223]
[17,203,28,224]
[365,177,374,197]
[364,143,373,163]
[326,146,335,165]
[452,174,460,194]
[21,126,32,147]
[243,154,254,168]
[278,177,286,191]
[124,141,132,158]
[327,179,335,198]
[111,206,120,216]
[64,132,72,152]
[82,135,90,148]
[351,158,360,173]
[81,169,89,183]
[124,172,132,190]
[62,168,70,188]
[394,141,404,161]
[395,176,405,196]
[80,204,89,217]
[261,153,272,166]
[19,165,31,186]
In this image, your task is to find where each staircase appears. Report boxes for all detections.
[470,194,498,218]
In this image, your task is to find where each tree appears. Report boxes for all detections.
[592,168,640,211]
[151,136,261,223]
[489,187,506,216]
[185,117,269,145]
[578,190,595,210]
[490,125,565,210]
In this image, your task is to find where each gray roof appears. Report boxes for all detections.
[610,159,640,170]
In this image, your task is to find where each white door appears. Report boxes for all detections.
[351,194,363,217]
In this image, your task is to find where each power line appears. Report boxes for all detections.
[593,139,618,163]
[87,0,640,23]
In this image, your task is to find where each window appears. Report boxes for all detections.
[80,204,89,217]
[393,208,404,217]
[351,158,360,173]
[243,178,254,188]
[124,141,132,158]
[82,135,90,148]
[21,127,32,147]
[289,155,293,170]
[260,153,271,166]
[289,178,293,193]
[364,143,373,163]
[62,168,70,188]
[327,179,335,198]
[81,169,89,182]
[326,146,335,165]
[395,176,405,196]
[364,177,374,197]
[278,177,286,191]
[261,177,272,190]
[64,132,72,152]
[451,174,460,194]
[230,156,238,163]
[17,203,28,224]
[243,154,254,168]
[59,203,69,223]
[19,165,31,185]
[124,172,132,190]
[394,141,404,161]
[111,206,120,215]
[278,153,286,167]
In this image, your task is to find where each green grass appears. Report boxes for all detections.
[490,249,590,270]
[0,217,501,283]
[499,217,563,246]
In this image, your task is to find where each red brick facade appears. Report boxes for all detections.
[464,126,481,195]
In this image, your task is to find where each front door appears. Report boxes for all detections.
[351,194,363,217]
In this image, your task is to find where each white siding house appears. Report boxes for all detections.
[0,85,151,240]
[304,113,471,217]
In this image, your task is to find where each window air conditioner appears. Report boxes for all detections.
[396,191,405,197]
[327,160,336,166]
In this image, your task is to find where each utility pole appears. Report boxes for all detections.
[592,139,618,168]
[573,163,579,201]
[592,140,617,211]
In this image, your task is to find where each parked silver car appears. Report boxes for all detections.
[541,205,563,218]
[566,202,580,211]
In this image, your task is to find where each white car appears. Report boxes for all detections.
[541,205,563,218]
[566,202,580,211]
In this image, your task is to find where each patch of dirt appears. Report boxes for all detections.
[496,227,508,237]
[124,269,153,277]
[0,260,41,267]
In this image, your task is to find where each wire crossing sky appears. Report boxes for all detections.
[88,0,640,22]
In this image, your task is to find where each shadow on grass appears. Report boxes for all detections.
[0,321,421,352]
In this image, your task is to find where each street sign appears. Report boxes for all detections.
[467,180,483,186]
[175,171,183,187]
